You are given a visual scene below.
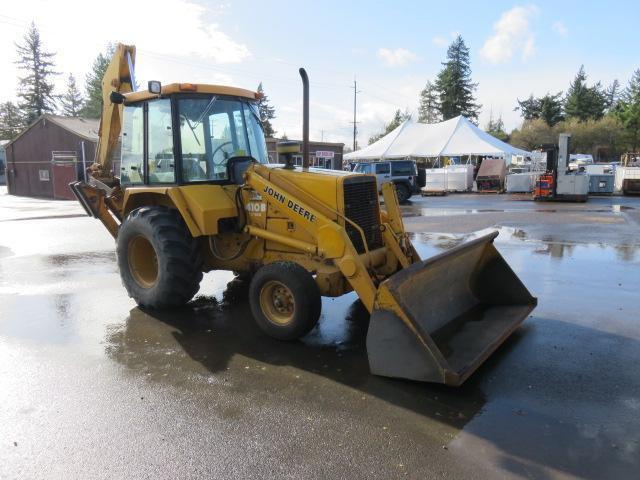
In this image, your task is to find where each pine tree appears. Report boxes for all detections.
[368,109,410,144]
[435,35,480,123]
[0,102,25,140]
[81,46,113,119]
[14,22,58,124]
[565,65,606,121]
[539,93,564,126]
[622,69,640,103]
[564,66,588,120]
[256,83,276,137]
[60,73,83,116]
[418,80,440,123]
[515,92,564,126]
[515,94,540,121]
[616,69,640,151]
[604,79,621,112]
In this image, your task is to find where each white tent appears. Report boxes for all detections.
[344,116,530,162]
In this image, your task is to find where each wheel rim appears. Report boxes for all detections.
[127,235,159,289]
[259,280,295,326]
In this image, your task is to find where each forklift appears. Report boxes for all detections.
[534,133,589,202]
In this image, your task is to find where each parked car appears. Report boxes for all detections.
[353,160,424,203]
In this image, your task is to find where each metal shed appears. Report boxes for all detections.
[5,115,98,199]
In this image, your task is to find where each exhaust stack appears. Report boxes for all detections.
[299,68,309,169]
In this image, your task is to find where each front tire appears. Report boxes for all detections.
[395,182,411,203]
[117,206,203,308]
[249,262,321,340]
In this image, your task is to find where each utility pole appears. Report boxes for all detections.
[351,79,361,151]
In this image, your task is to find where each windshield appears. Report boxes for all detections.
[178,96,267,182]
[354,163,371,173]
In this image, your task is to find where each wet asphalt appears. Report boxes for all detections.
[1,188,639,479]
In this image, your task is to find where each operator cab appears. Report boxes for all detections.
[119,83,268,186]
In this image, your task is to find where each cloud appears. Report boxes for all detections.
[480,5,538,64]
[377,48,418,67]
[432,36,448,47]
[0,0,251,103]
[553,21,568,37]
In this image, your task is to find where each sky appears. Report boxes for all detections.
[0,0,638,148]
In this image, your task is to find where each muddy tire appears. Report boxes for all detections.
[249,262,321,340]
[395,182,411,204]
[117,206,202,309]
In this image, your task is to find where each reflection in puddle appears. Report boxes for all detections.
[410,226,639,262]
[302,294,368,350]
[406,204,635,218]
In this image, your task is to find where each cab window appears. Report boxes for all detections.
[178,96,267,183]
[147,99,175,184]
[121,103,144,184]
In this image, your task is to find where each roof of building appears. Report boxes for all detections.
[5,114,99,147]
[45,115,99,141]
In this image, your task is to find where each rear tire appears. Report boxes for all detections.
[117,206,203,309]
[395,182,411,203]
[249,262,321,340]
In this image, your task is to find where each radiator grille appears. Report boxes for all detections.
[343,176,383,253]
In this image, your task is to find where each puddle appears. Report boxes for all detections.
[410,225,639,262]
[405,204,634,218]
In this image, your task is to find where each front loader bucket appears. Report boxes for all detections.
[367,232,536,386]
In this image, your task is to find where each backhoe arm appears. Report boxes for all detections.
[89,44,136,185]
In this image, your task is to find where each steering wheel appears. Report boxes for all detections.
[212,141,234,166]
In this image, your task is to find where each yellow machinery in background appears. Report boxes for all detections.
[71,44,536,385]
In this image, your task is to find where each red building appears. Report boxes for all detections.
[5,115,98,200]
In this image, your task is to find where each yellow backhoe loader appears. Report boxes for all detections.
[71,44,536,385]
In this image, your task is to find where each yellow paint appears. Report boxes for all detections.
[124,83,258,104]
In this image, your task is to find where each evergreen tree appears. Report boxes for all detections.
[81,46,113,119]
[515,92,564,126]
[515,94,540,121]
[604,79,621,112]
[256,82,276,137]
[564,65,606,121]
[538,93,564,126]
[435,35,480,123]
[622,69,640,103]
[0,102,25,140]
[60,73,83,116]
[14,22,58,123]
[616,69,640,150]
[417,80,440,123]
[368,109,410,144]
